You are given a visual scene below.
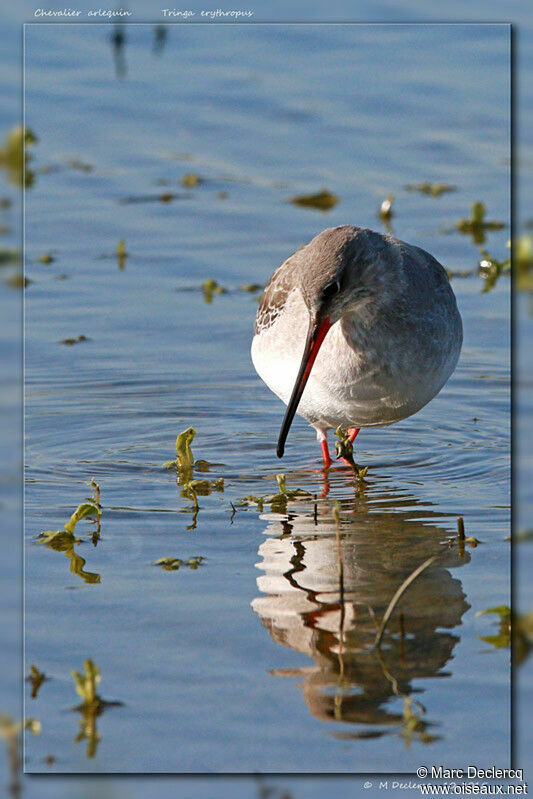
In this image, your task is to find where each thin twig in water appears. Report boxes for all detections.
[374,554,440,649]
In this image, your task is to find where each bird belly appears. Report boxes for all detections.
[251,308,461,432]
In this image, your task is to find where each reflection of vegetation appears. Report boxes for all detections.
[0,715,41,798]
[27,664,47,699]
[447,516,480,557]
[288,188,338,211]
[36,479,102,583]
[72,659,122,759]
[456,202,505,245]
[400,697,437,747]
[405,181,456,196]
[374,554,440,650]
[0,126,37,188]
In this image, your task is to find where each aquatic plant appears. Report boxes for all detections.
[116,238,128,269]
[154,555,206,571]
[36,480,102,583]
[288,188,338,211]
[379,193,394,220]
[60,334,89,346]
[72,658,121,758]
[404,181,456,196]
[202,278,227,303]
[0,125,37,187]
[0,714,41,795]
[456,201,505,245]
[27,665,47,699]
[334,427,368,478]
[181,172,203,187]
[237,474,311,513]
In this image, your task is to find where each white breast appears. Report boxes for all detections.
[251,288,461,432]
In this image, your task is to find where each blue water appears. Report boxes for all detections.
[1,5,528,791]
[19,22,511,774]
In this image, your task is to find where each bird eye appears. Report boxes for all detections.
[322,279,341,300]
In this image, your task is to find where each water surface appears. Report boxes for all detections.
[22,23,510,772]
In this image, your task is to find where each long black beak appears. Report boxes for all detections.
[277,316,332,458]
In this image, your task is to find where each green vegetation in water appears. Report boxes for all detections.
[60,334,89,346]
[164,427,224,529]
[379,193,394,220]
[67,158,94,172]
[6,273,30,289]
[237,474,312,514]
[510,529,533,542]
[478,245,511,293]
[0,248,19,265]
[514,612,533,666]
[288,188,339,211]
[476,605,532,665]
[72,658,122,759]
[456,202,505,245]
[154,555,206,571]
[36,479,102,583]
[181,172,203,187]
[239,283,263,293]
[202,278,227,303]
[448,516,480,554]
[116,238,128,270]
[476,605,511,649]
[72,659,101,706]
[1,714,41,795]
[164,426,196,471]
[194,458,212,472]
[334,427,368,478]
[514,234,533,292]
[0,125,37,187]
[404,181,456,196]
[26,664,48,699]
[38,253,54,264]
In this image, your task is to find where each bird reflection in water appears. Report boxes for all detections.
[252,489,470,742]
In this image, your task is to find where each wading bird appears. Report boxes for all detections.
[251,226,462,467]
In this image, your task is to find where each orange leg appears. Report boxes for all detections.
[347,427,360,443]
[340,427,361,466]
[320,438,332,469]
